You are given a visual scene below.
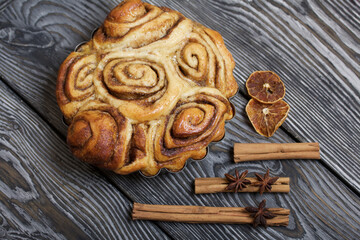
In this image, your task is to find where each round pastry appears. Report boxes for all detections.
[56,0,238,176]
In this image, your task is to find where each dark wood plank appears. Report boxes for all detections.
[109,94,360,240]
[0,0,358,192]
[0,0,12,12]
[0,0,117,136]
[157,0,360,191]
[0,80,169,240]
[198,0,360,189]
[0,0,359,239]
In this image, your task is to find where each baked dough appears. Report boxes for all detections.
[56,0,238,176]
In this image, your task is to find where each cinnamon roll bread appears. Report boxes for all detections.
[56,0,238,176]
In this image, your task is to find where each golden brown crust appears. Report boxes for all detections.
[149,88,233,175]
[175,24,237,98]
[56,52,98,121]
[203,28,237,98]
[56,0,238,175]
[67,102,132,170]
[107,0,146,24]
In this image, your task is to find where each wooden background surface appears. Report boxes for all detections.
[0,0,359,239]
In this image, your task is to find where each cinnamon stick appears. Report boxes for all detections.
[234,142,320,162]
[132,203,289,226]
[195,177,290,194]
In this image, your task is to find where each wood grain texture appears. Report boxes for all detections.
[158,0,360,191]
[107,95,360,240]
[0,80,169,240]
[0,0,118,136]
[0,0,359,239]
[0,0,358,191]
[208,0,360,188]
[0,1,12,13]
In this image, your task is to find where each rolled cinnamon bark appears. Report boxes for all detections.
[132,203,289,226]
[234,142,320,162]
[195,177,290,194]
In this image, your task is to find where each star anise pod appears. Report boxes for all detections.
[224,169,251,193]
[245,199,276,227]
[254,169,279,195]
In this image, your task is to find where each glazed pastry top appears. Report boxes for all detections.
[56,0,238,176]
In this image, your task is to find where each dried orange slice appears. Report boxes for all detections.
[246,99,290,137]
[246,71,285,104]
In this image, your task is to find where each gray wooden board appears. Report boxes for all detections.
[0,80,169,240]
[0,0,359,192]
[105,93,360,240]
[1,79,359,240]
[0,0,359,239]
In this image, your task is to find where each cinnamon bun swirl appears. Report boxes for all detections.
[56,0,238,176]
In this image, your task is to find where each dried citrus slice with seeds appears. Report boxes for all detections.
[246,99,290,137]
[246,71,285,104]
